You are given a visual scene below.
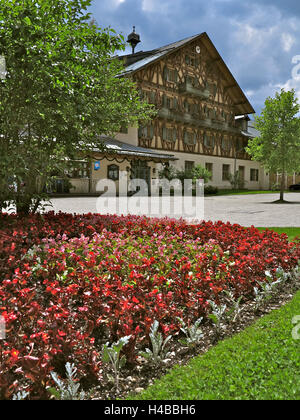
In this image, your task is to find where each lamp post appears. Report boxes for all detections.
[233,143,246,189]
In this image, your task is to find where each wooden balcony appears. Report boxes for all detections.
[178,81,211,99]
[158,108,242,134]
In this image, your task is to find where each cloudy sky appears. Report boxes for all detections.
[88,0,300,116]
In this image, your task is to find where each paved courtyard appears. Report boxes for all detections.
[47,193,300,227]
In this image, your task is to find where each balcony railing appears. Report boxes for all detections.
[178,81,211,99]
[158,108,242,134]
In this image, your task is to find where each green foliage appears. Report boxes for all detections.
[0,0,155,213]
[130,290,300,400]
[204,185,219,195]
[48,362,86,400]
[158,164,178,181]
[176,164,212,185]
[246,89,300,200]
[177,317,204,347]
[102,335,131,390]
[139,320,172,365]
[223,291,243,323]
[228,170,245,190]
[207,300,227,338]
[253,275,284,312]
[159,164,212,187]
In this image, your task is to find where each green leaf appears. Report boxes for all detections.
[24,16,32,25]
[48,387,61,400]
[209,314,218,325]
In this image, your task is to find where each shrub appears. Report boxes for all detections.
[204,185,219,195]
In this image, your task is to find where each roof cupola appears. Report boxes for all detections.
[127,26,141,54]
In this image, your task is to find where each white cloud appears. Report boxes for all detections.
[88,0,300,114]
[142,0,170,13]
[281,33,295,52]
[245,90,255,98]
[142,0,154,12]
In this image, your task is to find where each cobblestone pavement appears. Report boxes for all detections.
[47,193,300,227]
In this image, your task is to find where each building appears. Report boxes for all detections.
[66,30,272,194]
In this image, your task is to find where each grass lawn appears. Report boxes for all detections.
[130,289,300,400]
[257,227,300,242]
[215,189,288,196]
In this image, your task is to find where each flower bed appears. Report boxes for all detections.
[0,213,300,399]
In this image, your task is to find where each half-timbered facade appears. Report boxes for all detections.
[67,31,270,194]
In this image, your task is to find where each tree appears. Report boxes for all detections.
[246,89,300,202]
[159,164,212,186]
[0,0,155,213]
[228,171,245,190]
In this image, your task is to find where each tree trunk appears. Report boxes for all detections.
[280,172,285,201]
[16,199,31,215]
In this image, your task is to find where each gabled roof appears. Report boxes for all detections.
[120,34,199,73]
[243,120,260,138]
[119,32,255,116]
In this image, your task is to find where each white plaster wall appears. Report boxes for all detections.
[115,126,138,146]
[156,151,270,190]
[69,178,90,194]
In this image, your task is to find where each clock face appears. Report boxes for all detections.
[196,46,201,54]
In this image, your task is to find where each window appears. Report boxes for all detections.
[184,100,191,113]
[221,110,227,122]
[222,164,231,181]
[190,103,199,115]
[140,90,157,104]
[163,66,178,83]
[107,164,119,181]
[204,134,215,149]
[185,55,199,67]
[238,166,245,181]
[205,163,213,179]
[148,91,156,104]
[211,109,217,120]
[67,160,88,178]
[202,106,209,118]
[162,95,178,110]
[183,130,197,145]
[138,125,154,139]
[162,126,177,142]
[186,75,200,87]
[221,137,231,151]
[185,161,195,172]
[168,69,178,83]
[119,125,128,134]
[250,169,259,182]
[236,138,244,152]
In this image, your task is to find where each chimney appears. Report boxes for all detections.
[127,26,141,54]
